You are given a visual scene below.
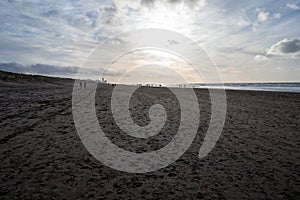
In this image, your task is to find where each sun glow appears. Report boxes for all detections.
[140,3,193,32]
[106,49,203,84]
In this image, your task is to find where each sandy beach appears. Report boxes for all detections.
[0,72,299,199]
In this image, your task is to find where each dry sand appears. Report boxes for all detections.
[0,72,299,199]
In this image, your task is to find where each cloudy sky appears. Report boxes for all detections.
[0,0,299,83]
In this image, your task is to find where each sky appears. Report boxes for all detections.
[0,0,300,83]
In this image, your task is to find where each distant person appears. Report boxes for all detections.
[84,82,86,88]
[80,82,82,88]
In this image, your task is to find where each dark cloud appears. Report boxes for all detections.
[269,38,300,55]
[278,39,300,54]
[255,38,300,61]
[141,0,155,8]
[0,62,78,76]
[0,62,121,78]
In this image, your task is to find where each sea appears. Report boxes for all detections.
[174,82,300,93]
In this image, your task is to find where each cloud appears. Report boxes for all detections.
[267,38,300,55]
[251,9,273,31]
[257,11,269,22]
[140,0,206,10]
[272,13,281,20]
[0,62,120,79]
[99,3,119,25]
[254,55,268,62]
[182,0,206,10]
[141,0,155,8]
[100,0,200,28]
[163,0,206,10]
[0,62,78,76]
[287,3,300,10]
[255,38,300,61]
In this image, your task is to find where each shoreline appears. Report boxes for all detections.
[1,70,299,93]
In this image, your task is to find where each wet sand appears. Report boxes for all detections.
[0,72,299,199]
